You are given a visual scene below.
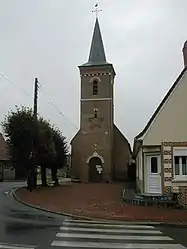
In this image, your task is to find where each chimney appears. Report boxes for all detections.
[182,40,187,67]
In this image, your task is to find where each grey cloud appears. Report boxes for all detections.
[0,0,186,146]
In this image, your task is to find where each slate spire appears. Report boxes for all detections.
[82,17,108,66]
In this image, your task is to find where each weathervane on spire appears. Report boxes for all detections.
[92,3,102,18]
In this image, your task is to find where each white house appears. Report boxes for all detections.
[133,40,187,206]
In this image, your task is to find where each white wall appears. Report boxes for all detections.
[143,70,187,145]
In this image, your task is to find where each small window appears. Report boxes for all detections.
[93,80,98,95]
[151,157,158,173]
[174,155,187,178]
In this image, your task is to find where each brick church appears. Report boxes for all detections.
[70,17,131,182]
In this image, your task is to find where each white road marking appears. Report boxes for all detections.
[60,226,162,234]
[56,232,173,240]
[51,240,187,249]
[63,220,156,229]
[0,243,36,249]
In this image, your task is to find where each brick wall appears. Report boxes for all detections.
[162,142,172,193]
[177,186,187,206]
[162,141,187,206]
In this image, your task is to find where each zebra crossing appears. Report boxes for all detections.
[50,218,187,249]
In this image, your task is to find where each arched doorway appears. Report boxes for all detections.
[89,157,103,182]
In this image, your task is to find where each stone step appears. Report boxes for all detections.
[134,195,173,201]
[123,189,180,209]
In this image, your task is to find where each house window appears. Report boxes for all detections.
[93,80,98,95]
[173,147,187,180]
[151,157,158,173]
[174,156,187,179]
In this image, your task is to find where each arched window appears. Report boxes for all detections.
[93,80,98,95]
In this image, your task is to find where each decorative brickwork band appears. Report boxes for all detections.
[164,177,172,182]
[163,159,172,164]
[164,168,172,173]
[162,142,173,195]
[164,164,172,169]
[164,181,172,187]
[162,142,173,146]
[178,186,187,207]
[163,155,172,160]
[162,141,187,206]
[81,72,111,77]
[164,186,172,193]
[163,150,172,155]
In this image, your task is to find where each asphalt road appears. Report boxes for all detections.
[0,181,65,249]
[0,181,187,249]
[156,225,187,248]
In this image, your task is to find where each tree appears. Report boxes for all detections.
[51,127,68,185]
[36,118,56,186]
[2,106,36,179]
[2,105,68,187]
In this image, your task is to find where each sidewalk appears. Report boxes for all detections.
[15,182,187,223]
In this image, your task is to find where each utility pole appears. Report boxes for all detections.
[34,78,39,117]
[32,78,39,188]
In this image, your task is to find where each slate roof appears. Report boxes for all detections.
[81,18,110,67]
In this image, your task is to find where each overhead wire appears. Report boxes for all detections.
[0,73,30,97]
[0,73,78,132]
[38,85,78,130]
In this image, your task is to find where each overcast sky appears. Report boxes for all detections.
[0,0,186,148]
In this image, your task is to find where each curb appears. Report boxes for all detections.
[12,187,187,228]
[12,187,92,221]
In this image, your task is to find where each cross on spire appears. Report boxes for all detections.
[92,3,102,18]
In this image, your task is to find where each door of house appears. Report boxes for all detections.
[147,155,162,194]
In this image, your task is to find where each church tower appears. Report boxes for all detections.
[71,14,131,183]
